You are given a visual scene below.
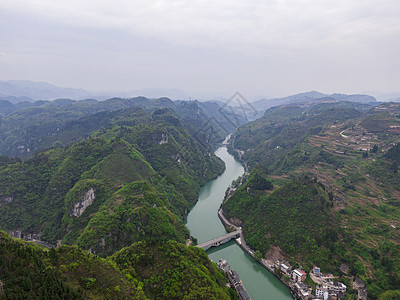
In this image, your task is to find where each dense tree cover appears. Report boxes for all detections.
[385,143,400,163]
[0,231,144,299]
[0,108,224,256]
[234,103,364,170]
[112,240,233,299]
[0,97,244,159]
[223,177,338,270]
[76,180,189,257]
[0,231,234,299]
[246,169,273,191]
[0,99,239,299]
[227,101,400,298]
[378,290,400,300]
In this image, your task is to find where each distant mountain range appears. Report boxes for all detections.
[2,80,395,106]
[0,80,92,102]
[2,80,398,122]
[0,80,229,102]
[248,91,378,120]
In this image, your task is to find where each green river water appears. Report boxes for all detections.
[186,147,292,300]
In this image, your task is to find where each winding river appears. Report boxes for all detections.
[186,146,292,300]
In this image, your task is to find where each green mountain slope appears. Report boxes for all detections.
[0,108,224,257]
[112,240,233,299]
[0,97,244,158]
[223,177,338,270]
[0,231,233,299]
[225,101,400,298]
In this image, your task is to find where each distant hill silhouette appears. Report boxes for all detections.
[0,80,92,101]
[249,91,377,120]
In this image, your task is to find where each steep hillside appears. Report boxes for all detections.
[0,97,245,158]
[0,231,144,299]
[0,231,234,299]
[112,240,234,299]
[0,108,224,256]
[226,102,400,298]
[223,177,338,270]
[232,101,365,170]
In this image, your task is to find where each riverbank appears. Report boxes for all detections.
[222,137,293,294]
[187,146,292,299]
[218,208,294,298]
[227,135,249,174]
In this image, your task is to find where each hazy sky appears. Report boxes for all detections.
[1,0,399,98]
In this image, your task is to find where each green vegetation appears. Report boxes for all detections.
[0,107,224,256]
[76,180,189,257]
[112,240,232,299]
[0,97,244,299]
[226,101,400,298]
[0,97,242,298]
[0,230,143,299]
[0,97,244,159]
[0,230,233,299]
[224,177,338,271]
[233,103,362,170]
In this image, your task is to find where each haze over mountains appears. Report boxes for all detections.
[2,78,400,298]
[0,80,230,103]
[1,80,398,105]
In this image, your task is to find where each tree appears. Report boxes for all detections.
[371,144,379,153]
[254,250,263,261]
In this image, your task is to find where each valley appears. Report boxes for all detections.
[1,93,400,299]
[223,101,400,299]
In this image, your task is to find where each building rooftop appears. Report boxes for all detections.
[293,269,306,277]
[281,263,290,269]
[354,278,365,286]
[238,287,250,300]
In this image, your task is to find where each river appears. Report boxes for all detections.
[186,146,292,300]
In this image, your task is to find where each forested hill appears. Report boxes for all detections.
[0,95,243,298]
[0,96,246,158]
[225,101,400,298]
[0,231,233,299]
[0,107,225,257]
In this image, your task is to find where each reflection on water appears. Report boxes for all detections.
[186,147,292,300]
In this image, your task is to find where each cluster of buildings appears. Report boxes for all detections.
[273,260,355,300]
[293,282,313,300]
[274,260,314,299]
[315,281,346,299]
[274,260,307,283]
[312,266,347,299]
[217,259,250,300]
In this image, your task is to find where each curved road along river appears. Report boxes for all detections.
[186,146,292,300]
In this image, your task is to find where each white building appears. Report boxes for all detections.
[280,263,291,275]
[292,269,307,282]
[316,286,329,299]
[319,281,347,298]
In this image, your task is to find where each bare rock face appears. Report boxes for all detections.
[0,196,13,207]
[265,245,286,262]
[229,217,243,226]
[159,133,168,144]
[71,188,95,217]
[0,196,13,203]
[152,133,169,144]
